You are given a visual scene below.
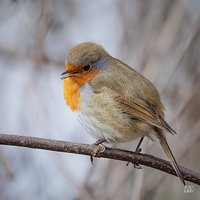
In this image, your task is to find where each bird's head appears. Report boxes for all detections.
[61,42,109,111]
[61,42,109,85]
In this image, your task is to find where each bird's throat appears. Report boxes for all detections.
[64,79,81,111]
[63,67,98,111]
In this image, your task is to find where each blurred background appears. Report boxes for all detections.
[0,0,200,199]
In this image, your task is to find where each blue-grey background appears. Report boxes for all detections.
[0,0,200,199]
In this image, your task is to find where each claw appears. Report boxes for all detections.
[90,139,106,165]
[136,148,142,153]
[126,147,142,168]
[94,139,106,145]
[133,162,142,169]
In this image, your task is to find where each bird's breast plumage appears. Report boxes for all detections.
[77,84,150,142]
[63,78,81,111]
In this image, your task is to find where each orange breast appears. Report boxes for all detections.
[64,79,81,111]
[63,64,98,111]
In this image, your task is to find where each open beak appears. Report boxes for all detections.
[61,69,78,80]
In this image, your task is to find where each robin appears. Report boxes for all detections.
[61,42,185,185]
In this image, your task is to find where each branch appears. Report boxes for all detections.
[0,133,199,185]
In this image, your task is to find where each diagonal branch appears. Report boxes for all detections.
[0,133,199,186]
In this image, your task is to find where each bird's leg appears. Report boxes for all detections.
[135,136,144,153]
[90,139,106,165]
[126,136,145,168]
[132,136,145,169]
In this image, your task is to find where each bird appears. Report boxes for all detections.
[61,42,185,185]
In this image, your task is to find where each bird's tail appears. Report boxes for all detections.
[158,131,186,185]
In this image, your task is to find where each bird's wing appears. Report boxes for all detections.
[90,75,176,135]
[102,88,177,134]
[115,94,164,130]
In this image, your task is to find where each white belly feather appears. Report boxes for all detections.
[78,84,110,141]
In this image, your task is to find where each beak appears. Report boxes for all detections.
[61,69,78,80]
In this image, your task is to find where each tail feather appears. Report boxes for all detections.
[158,132,185,185]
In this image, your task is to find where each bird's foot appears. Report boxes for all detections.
[90,139,106,165]
[126,147,142,169]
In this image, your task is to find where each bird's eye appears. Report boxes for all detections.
[83,64,91,72]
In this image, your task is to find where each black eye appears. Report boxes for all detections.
[83,64,91,72]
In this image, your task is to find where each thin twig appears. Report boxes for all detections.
[0,133,199,185]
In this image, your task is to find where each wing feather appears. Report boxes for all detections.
[113,93,175,134]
